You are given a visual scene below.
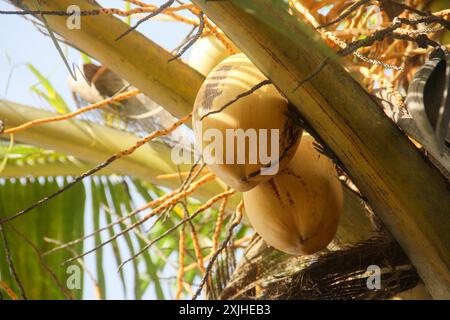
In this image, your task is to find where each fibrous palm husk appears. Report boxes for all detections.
[260,237,419,300]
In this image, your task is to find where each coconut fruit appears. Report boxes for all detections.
[243,134,343,255]
[193,53,302,191]
[188,35,234,76]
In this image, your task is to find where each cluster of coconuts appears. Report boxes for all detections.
[189,36,343,255]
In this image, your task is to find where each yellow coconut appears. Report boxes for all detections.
[193,53,302,191]
[188,35,234,76]
[243,134,343,255]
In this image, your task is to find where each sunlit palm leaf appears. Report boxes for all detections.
[0,177,85,299]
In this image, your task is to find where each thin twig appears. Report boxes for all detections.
[291,1,402,70]
[175,225,186,299]
[116,0,176,41]
[156,160,205,227]
[0,9,100,16]
[178,202,206,275]
[0,114,191,224]
[317,0,371,29]
[353,51,404,70]
[200,79,272,120]
[203,19,237,54]
[381,0,426,16]
[189,221,206,273]
[192,200,244,300]
[212,192,229,252]
[0,224,27,300]
[169,11,205,61]
[294,57,330,91]
[0,280,17,300]
[171,24,198,54]
[183,236,252,273]
[2,90,139,135]
[117,189,235,271]
[46,164,205,257]
[338,18,402,56]
[43,188,178,256]
[62,172,215,266]
[9,226,74,300]
[339,16,447,56]
[390,33,440,48]
[382,0,450,27]
[44,238,103,300]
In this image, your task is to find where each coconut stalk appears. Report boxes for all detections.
[190,0,450,298]
[7,0,204,120]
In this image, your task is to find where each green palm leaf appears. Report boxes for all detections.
[0,177,85,299]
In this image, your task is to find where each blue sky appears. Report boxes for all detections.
[0,0,194,108]
[0,0,196,299]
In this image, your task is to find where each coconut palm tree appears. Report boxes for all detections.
[0,0,449,300]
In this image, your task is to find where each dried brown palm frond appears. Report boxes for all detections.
[222,236,419,300]
[290,0,449,97]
